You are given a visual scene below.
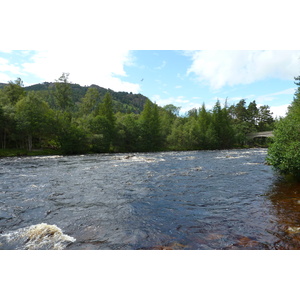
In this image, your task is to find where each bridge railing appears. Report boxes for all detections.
[246,131,274,139]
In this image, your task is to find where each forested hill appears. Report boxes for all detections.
[0,81,148,114]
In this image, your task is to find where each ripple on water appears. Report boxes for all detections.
[1,149,298,250]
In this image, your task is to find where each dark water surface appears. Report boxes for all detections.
[1,148,300,250]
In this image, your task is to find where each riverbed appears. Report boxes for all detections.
[1,148,300,250]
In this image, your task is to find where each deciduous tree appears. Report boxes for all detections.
[16,92,54,151]
[267,76,300,180]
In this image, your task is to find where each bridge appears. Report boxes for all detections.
[246,131,274,139]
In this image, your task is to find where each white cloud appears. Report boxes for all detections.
[0,57,25,83]
[270,104,289,118]
[0,73,12,83]
[21,50,140,93]
[187,50,300,90]
[155,60,167,70]
[151,94,201,114]
[270,88,296,96]
[255,88,296,104]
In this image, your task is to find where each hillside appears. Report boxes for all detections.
[25,82,149,114]
[0,81,149,114]
[0,83,8,88]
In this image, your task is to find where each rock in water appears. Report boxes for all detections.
[0,223,76,250]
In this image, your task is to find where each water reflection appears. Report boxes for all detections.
[266,178,300,249]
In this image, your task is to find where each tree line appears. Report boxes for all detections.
[0,73,275,155]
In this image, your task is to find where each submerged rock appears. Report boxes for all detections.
[0,211,13,220]
[148,242,187,250]
[287,227,300,234]
[237,236,259,247]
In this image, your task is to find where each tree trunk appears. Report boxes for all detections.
[2,130,6,149]
[28,134,32,151]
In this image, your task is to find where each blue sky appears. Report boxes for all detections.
[1,50,299,118]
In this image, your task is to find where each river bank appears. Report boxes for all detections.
[0,148,63,158]
[0,144,269,158]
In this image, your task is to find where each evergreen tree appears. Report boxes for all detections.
[79,87,100,116]
[234,99,248,122]
[115,113,140,152]
[211,100,234,149]
[97,92,116,150]
[184,117,201,150]
[139,99,162,151]
[247,100,259,130]
[160,104,180,148]
[53,73,73,111]
[198,103,210,149]
[167,117,187,151]
[86,92,116,152]
[99,92,116,127]
[89,115,112,152]
[257,105,274,131]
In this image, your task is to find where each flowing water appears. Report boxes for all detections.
[1,148,300,250]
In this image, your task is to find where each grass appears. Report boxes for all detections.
[0,148,63,157]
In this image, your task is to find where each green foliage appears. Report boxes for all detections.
[267,116,300,178]
[267,76,300,180]
[53,73,73,111]
[89,115,113,152]
[56,112,89,155]
[115,113,140,152]
[92,92,116,151]
[257,105,274,131]
[16,92,54,150]
[79,87,100,116]
[0,76,277,156]
[59,125,89,155]
[3,78,26,105]
[138,100,162,151]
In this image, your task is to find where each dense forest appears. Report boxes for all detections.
[0,73,275,155]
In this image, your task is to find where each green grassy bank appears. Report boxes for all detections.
[0,149,63,158]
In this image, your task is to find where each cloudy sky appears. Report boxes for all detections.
[1,50,299,117]
[1,1,299,118]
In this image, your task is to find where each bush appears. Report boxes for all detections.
[267,115,300,179]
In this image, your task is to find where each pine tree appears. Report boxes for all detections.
[198,103,209,149]
[139,100,162,151]
[53,73,73,111]
[90,92,116,152]
[79,87,100,116]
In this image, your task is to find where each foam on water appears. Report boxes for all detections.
[0,223,76,250]
[116,155,165,163]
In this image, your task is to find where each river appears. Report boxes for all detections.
[1,148,300,250]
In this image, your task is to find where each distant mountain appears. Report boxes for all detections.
[0,82,149,114]
[26,82,149,114]
[0,83,8,88]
